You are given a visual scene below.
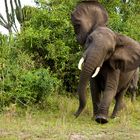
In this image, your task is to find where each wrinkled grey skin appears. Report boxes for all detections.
[127,68,139,102]
[76,27,140,123]
[71,1,140,123]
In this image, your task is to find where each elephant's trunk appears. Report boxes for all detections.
[78,57,101,78]
[75,48,106,117]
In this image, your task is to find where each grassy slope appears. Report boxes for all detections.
[0,96,140,140]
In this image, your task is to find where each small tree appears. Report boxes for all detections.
[0,0,23,34]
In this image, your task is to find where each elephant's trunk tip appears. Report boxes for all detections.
[74,104,85,118]
[74,110,81,118]
[74,112,79,118]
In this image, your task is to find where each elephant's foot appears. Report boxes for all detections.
[110,114,116,119]
[95,115,108,124]
[111,102,126,119]
[111,110,119,119]
[131,93,136,103]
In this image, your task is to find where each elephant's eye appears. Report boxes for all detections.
[108,48,114,55]
[86,36,93,44]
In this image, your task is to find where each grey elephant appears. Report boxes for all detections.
[127,68,139,102]
[71,0,140,123]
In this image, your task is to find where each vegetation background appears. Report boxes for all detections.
[0,0,140,139]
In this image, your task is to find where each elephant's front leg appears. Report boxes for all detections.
[90,77,101,117]
[95,69,120,124]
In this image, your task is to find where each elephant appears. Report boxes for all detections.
[71,0,140,123]
[127,68,139,102]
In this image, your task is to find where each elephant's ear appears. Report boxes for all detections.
[110,33,140,72]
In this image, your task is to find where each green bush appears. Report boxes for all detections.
[0,34,61,110]
[17,1,81,93]
[101,0,140,40]
[16,68,61,105]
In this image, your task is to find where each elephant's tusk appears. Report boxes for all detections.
[92,67,100,78]
[78,57,84,70]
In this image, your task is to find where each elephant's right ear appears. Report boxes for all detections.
[110,33,140,72]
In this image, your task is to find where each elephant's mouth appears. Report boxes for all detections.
[78,57,101,78]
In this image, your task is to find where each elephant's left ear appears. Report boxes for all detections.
[110,33,140,72]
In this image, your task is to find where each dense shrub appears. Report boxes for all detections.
[0,34,61,110]
[101,0,140,39]
[17,0,81,93]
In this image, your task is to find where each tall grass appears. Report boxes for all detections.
[0,95,140,140]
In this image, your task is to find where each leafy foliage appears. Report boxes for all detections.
[101,0,140,40]
[0,34,61,109]
[18,0,81,92]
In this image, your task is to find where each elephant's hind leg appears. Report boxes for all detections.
[111,88,127,118]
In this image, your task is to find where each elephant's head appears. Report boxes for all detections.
[71,0,108,46]
[75,27,140,117]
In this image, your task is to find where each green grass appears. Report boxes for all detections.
[0,96,140,140]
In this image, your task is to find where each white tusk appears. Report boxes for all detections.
[92,67,100,78]
[78,57,84,70]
